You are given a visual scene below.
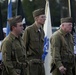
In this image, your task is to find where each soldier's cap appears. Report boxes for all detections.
[7,15,22,26]
[33,8,45,17]
[61,17,72,24]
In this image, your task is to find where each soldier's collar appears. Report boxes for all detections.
[33,23,42,32]
[59,28,68,36]
[9,32,21,40]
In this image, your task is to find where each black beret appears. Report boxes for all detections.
[8,15,22,26]
[33,8,45,17]
[61,17,72,23]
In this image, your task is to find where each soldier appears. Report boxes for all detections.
[22,8,46,75]
[1,15,27,75]
[50,17,74,75]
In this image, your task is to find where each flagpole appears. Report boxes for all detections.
[16,0,17,15]
[68,0,71,17]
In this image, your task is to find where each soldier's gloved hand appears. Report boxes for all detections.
[59,66,66,74]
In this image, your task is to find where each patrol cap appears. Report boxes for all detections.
[7,15,22,27]
[61,17,72,23]
[33,8,45,17]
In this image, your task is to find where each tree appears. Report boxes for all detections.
[22,0,61,26]
[22,0,45,24]
[49,0,61,26]
[1,0,75,27]
[1,0,7,27]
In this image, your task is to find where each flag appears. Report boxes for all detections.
[42,0,52,75]
[6,0,12,36]
[16,0,26,29]
[0,5,4,40]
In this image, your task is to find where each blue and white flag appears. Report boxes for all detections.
[42,0,52,75]
[6,0,12,36]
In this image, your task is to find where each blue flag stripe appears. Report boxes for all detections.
[6,0,12,36]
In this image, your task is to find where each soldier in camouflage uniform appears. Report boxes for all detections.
[1,15,27,75]
[50,17,74,75]
[22,8,46,75]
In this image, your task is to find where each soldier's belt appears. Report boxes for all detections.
[28,59,43,64]
[12,61,27,69]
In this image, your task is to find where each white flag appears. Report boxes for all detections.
[43,0,52,75]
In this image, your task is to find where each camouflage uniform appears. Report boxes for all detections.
[22,23,45,75]
[50,28,74,75]
[1,32,27,75]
